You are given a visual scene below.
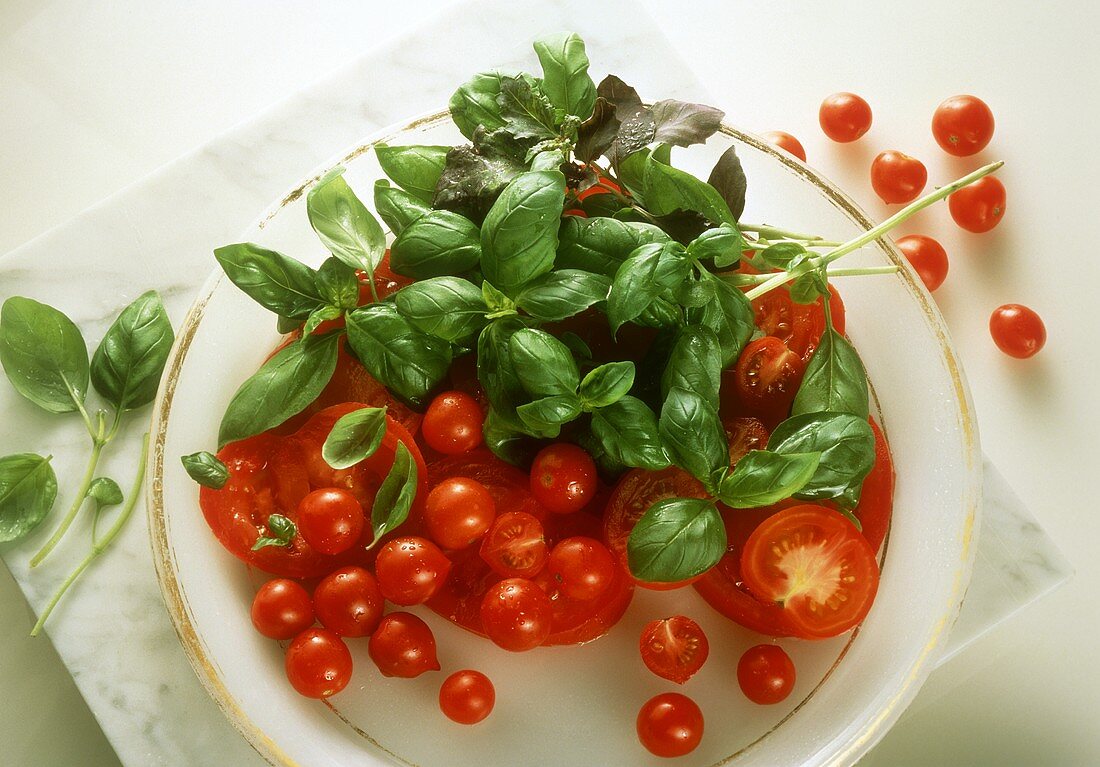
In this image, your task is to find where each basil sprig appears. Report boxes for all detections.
[252,514,297,551]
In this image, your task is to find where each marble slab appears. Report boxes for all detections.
[0,0,1071,764]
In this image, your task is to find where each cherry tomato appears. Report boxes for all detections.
[870,151,927,204]
[741,505,879,638]
[738,644,796,705]
[296,488,365,556]
[949,176,1006,233]
[547,536,616,601]
[480,577,553,652]
[313,566,383,638]
[479,511,547,579]
[375,537,452,606]
[368,612,440,678]
[761,130,806,162]
[636,692,704,758]
[990,304,1046,358]
[734,337,804,412]
[251,579,314,639]
[750,285,846,363]
[639,616,710,685]
[285,628,352,699]
[529,443,598,514]
[439,670,495,725]
[818,92,872,143]
[425,477,497,550]
[725,417,770,466]
[422,391,484,455]
[932,95,995,157]
[895,235,949,292]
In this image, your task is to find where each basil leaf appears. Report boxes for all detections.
[708,145,748,222]
[277,315,302,335]
[758,242,807,270]
[374,143,448,203]
[477,318,527,424]
[718,450,821,508]
[315,258,360,310]
[481,170,566,293]
[374,180,430,236]
[688,224,746,269]
[559,331,593,363]
[498,75,559,141]
[322,406,388,470]
[789,270,830,305]
[219,332,340,447]
[508,328,579,397]
[533,32,597,119]
[449,71,510,140]
[300,306,340,337]
[389,210,482,279]
[87,477,124,508]
[597,74,643,119]
[575,97,619,162]
[180,451,229,490]
[675,276,716,308]
[214,243,323,320]
[579,190,627,218]
[0,297,89,414]
[661,325,722,409]
[432,143,525,224]
[607,98,723,165]
[346,303,452,408]
[483,406,535,466]
[517,394,583,431]
[579,361,635,409]
[515,269,611,322]
[637,148,737,226]
[87,290,174,412]
[556,216,670,277]
[481,282,515,315]
[627,497,725,582]
[252,513,296,551]
[686,277,754,366]
[633,297,683,329]
[660,386,729,491]
[793,328,870,419]
[769,412,876,508]
[589,396,670,471]
[0,453,57,543]
[394,277,488,342]
[530,148,567,172]
[306,169,386,276]
[607,241,690,332]
[370,442,418,544]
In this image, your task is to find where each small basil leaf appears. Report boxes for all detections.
[529,148,567,172]
[302,305,343,337]
[346,303,453,408]
[607,242,689,332]
[533,32,597,119]
[306,168,386,276]
[370,442,418,545]
[556,216,670,277]
[792,328,870,419]
[449,71,510,140]
[0,453,57,543]
[589,396,670,471]
[374,180,430,236]
[481,281,515,315]
[483,406,536,467]
[517,394,583,430]
[579,361,635,409]
[627,497,725,582]
[661,325,722,409]
[218,332,340,447]
[374,143,449,203]
[707,145,748,221]
[634,296,683,328]
[688,224,747,269]
[675,277,716,308]
[214,243,323,320]
[432,143,525,224]
[87,477,124,508]
[389,210,482,280]
[316,257,360,310]
[322,406,388,470]
[789,270,830,305]
[0,298,90,414]
[87,290,174,412]
[277,315,302,335]
[508,328,580,397]
[659,386,729,491]
[515,269,611,322]
[685,277,754,366]
[559,331,593,363]
[642,147,737,226]
[394,277,488,342]
[181,451,229,490]
[769,412,877,508]
[252,513,296,551]
[759,242,808,270]
[481,170,566,293]
[718,450,821,508]
[649,100,725,146]
[477,318,527,424]
[497,75,559,140]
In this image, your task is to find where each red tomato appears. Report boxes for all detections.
[949,176,1006,233]
[750,285,846,363]
[285,628,352,699]
[990,304,1046,358]
[871,151,927,204]
[734,337,804,412]
[725,417,770,465]
[368,612,440,678]
[439,670,495,725]
[296,488,365,556]
[741,505,879,638]
[737,644,796,705]
[636,693,704,758]
[818,92,872,143]
[932,95,995,157]
[547,536,616,601]
[577,175,622,201]
[251,579,314,639]
[895,235,949,292]
[480,511,548,579]
[761,130,806,162]
[313,566,384,638]
[422,391,484,455]
[529,443,598,514]
[480,577,553,652]
[425,477,497,550]
[375,537,452,606]
[856,420,895,554]
[639,616,710,685]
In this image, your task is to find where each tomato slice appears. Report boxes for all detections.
[725,417,771,464]
[740,505,879,638]
[751,285,846,361]
[733,337,804,412]
[200,403,426,578]
[639,615,710,684]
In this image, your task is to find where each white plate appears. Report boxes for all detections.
[148,110,981,767]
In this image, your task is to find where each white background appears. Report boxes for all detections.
[1,1,1098,765]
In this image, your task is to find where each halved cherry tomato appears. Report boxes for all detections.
[989,304,1046,359]
[725,417,770,465]
[871,150,927,204]
[639,616,710,684]
[375,537,452,605]
[932,95,995,157]
[368,612,440,678]
[479,511,548,579]
[750,285,846,362]
[737,644,796,705]
[636,693,704,758]
[734,337,804,412]
[741,505,880,638]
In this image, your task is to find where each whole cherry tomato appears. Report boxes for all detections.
[285,628,352,699]
[296,488,365,556]
[895,234,949,292]
[871,151,927,204]
[547,536,616,601]
[639,616,710,685]
[375,537,452,606]
[480,578,553,652]
[949,176,1006,233]
[439,670,496,725]
[368,612,440,678]
[529,443,598,514]
[422,391,484,455]
[989,304,1046,358]
[761,130,806,162]
[819,92,872,142]
[251,579,314,640]
[738,644,797,705]
[424,477,497,550]
[636,692,704,758]
[932,95,995,156]
[313,566,384,637]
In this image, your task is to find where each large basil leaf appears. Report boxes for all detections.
[498,75,559,141]
[180,452,228,490]
[769,412,876,508]
[389,210,482,279]
[608,100,724,165]
[370,442,418,544]
[686,277,754,366]
[346,303,453,408]
[306,169,386,275]
[533,32,597,119]
[634,296,682,329]
[708,145,748,222]
[627,497,725,582]
[90,290,174,412]
[629,148,737,226]
[218,332,340,447]
[0,453,58,543]
[661,324,722,409]
[556,216,670,277]
[597,74,643,118]
[374,180,430,236]
[607,242,689,332]
[508,328,579,397]
[481,170,566,293]
[449,71,510,140]
[515,269,611,322]
[688,224,746,269]
[432,142,525,224]
[589,395,670,471]
[517,394,583,433]
[477,318,528,426]
[0,297,89,414]
[659,386,728,492]
[374,144,448,203]
[322,406,388,470]
[718,450,821,508]
[394,277,488,342]
[792,328,870,419]
[579,361,634,409]
[215,243,323,320]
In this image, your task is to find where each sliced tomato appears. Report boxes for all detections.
[734,337,804,412]
[751,285,846,362]
[639,615,710,684]
[725,417,770,465]
[479,512,548,578]
[741,505,879,638]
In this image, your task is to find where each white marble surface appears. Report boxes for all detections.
[0,0,1089,765]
